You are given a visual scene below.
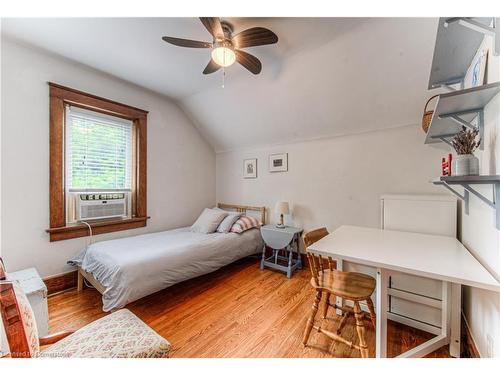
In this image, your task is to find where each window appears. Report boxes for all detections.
[66,106,133,191]
[47,83,148,241]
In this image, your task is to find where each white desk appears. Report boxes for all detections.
[307,225,500,358]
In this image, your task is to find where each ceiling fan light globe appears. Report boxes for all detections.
[211,47,236,67]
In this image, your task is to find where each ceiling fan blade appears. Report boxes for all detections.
[162,36,212,48]
[231,27,278,49]
[203,59,221,75]
[199,17,224,40]
[235,50,262,75]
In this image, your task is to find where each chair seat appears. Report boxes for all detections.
[314,269,376,301]
[39,309,171,358]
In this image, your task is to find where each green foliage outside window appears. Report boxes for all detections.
[69,117,131,190]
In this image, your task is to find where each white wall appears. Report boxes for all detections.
[216,125,444,232]
[0,38,216,278]
[460,35,500,358]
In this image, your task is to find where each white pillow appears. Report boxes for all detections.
[216,213,243,233]
[191,208,228,234]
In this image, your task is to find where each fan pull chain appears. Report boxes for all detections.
[222,47,226,88]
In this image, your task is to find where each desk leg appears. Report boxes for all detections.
[450,283,461,358]
[396,282,451,358]
[441,281,451,339]
[376,268,389,358]
[335,258,343,316]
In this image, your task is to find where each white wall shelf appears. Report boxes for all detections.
[424,82,500,149]
[428,17,498,90]
[432,175,500,229]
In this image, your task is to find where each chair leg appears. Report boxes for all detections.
[322,292,331,319]
[303,290,322,346]
[353,302,369,358]
[336,310,350,334]
[366,298,376,328]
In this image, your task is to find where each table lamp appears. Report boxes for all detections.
[275,201,289,228]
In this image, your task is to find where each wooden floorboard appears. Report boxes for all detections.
[47,257,452,358]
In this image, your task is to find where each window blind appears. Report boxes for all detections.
[66,106,133,191]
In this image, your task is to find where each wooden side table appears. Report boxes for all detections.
[260,225,303,278]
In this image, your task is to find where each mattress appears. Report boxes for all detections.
[69,227,263,311]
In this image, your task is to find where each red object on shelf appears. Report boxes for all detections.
[441,153,452,176]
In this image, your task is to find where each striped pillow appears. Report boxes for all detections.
[230,215,262,233]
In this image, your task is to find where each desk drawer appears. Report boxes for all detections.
[389,273,442,330]
[390,273,442,299]
[390,294,442,328]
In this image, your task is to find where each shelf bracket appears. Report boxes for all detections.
[444,17,499,56]
[443,84,458,92]
[444,18,495,36]
[435,136,454,148]
[438,109,484,150]
[496,182,500,230]
[434,180,500,229]
[463,184,495,209]
[447,114,476,130]
[432,78,464,90]
[463,182,500,229]
[433,181,470,214]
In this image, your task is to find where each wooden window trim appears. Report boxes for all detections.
[46,82,148,241]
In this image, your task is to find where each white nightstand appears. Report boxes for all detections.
[8,268,49,336]
[260,225,303,278]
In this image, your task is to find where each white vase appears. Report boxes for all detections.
[453,154,479,176]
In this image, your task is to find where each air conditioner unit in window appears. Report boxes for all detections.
[75,193,128,222]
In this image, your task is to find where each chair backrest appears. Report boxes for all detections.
[0,261,39,358]
[303,227,329,248]
[303,227,336,284]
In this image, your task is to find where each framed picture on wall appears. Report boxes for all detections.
[464,48,489,88]
[243,158,257,178]
[269,153,288,172]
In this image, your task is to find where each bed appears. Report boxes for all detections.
[69,203,266,312]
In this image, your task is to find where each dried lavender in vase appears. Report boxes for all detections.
[451,126,480,176]
[451,126,480,155]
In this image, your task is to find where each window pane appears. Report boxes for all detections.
[66,107,133,190]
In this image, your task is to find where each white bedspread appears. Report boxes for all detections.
[69,227,263,311]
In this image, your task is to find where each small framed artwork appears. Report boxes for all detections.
[269,153,288,172]
[465,48,488,88]
[243,158,257,179]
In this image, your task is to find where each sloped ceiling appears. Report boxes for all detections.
[1,17,438,152]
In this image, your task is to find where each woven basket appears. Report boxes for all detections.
[422,95,439,133]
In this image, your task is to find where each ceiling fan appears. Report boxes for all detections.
[162,17,278,75]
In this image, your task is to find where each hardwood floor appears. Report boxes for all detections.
[47,257,451,358]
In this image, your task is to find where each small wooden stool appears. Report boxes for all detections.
[302,228,376,358]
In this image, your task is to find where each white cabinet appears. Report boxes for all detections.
[381,194,456,237]
[8,268,49,337]
[381,194,457,334]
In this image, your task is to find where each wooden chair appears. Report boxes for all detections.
[0,257,171,358]
[302,228,376,358]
